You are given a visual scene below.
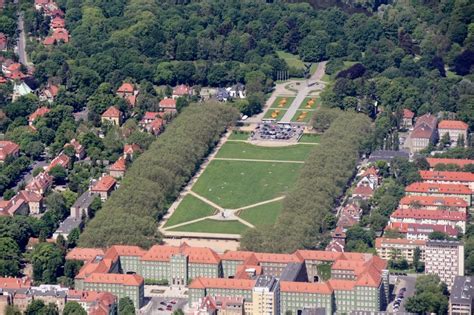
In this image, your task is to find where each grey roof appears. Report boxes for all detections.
[30,285,68,298]
[55,216,81,234]
[368,150,409,162]
[426,239,462,247]
[71,191,98,210]
[450,276,474,306]
[254,275,278,290]
[280,262,306,282]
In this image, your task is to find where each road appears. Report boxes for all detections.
[280,61,327,123]
[14,160,48,192]
[16,13,30,66]
[389,275,416,313]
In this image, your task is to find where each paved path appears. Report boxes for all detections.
[280,62,327,122]
[234,196,285,211]
[188,191,223,211]
[213,157,304,164]
[16,13,31,66]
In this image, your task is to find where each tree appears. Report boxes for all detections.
[48,165,67,184]
[439,132,451,148]
[413,246,424,272]
[0,237,21,276]
[63,302,86,315]
[4,305,21,315]
[405,275,449,314]
[428,231,449,240]
[31,242,64,283]
[67,228,80,248]
[299,32,329,62]
[457,134,465,147]
[119,297,135,315]
[26,300,46,315]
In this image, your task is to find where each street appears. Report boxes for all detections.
[14,160,48,192]
[140,297,187,315]
[16,12,30,66]
[388,275,416,313]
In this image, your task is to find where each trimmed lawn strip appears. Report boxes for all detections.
[291,110,313,123]
[228,131,250,140]
[192,160,302,209]
[264,108,287,121]
[298,97,321,110]
[299,134,321,143]
[164,194,216,227]
[216,142,313,161]
[169,219,248,234]
[271,96,295,109]
[238,200,283,227]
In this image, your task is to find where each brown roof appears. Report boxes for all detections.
[109,157,126,172]
[28,107,50,122]
[91,176,116,192]
[159,98,176,109]
[405,182,472,195]
[403,109,415,119]
[117,83,134,93]
[0,141,19,160]
[426,158,474,169]
[84,273,143,286]
[280,281,333,294]
[399,195,468,208]
[102,106,121,118]
[66,248,105,261]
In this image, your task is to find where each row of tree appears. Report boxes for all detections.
[79,103,239,248]
[241,109,372,252]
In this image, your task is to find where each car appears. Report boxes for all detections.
[158,308,164,311]
[160,302,166,305]
[170,300,177,304]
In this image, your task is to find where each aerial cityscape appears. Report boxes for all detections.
[0,0,473,314]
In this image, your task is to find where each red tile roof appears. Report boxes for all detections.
[280,281,333,294]
[101,106,121,118]
[189,278,255,290]
[426,158,474,169]
[254,252,302,264]
[50,16,65,28]
[51,28,69,43]
[25,172,53,194]
[91,176,116,192]
[109,157,126,172]
[46,153,70,172]
[66,248,105,261]
[352,185,374,196]
[220,251,255,261]
[117,83,134,93]
[0,141,19,161]
[43,37,55,45]
[411,125,435,139]
[159,98,176,109]
[0,277,31,289]
[327,279,356,290]
[419,170,474,183]
[18,190,42,203]
[385,222,459,237]
[140,244,220,264]
[405,182,472,195]
[107,245,146,257]
[391,208,466,221]
[399,195,468,208]
[140,245,180,262]
[438,120,469,130]
[403,109,415,119]
[123,144,141,155]
[173,84,190,96]
[84,273,143,286]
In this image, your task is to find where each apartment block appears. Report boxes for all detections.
[419,170,474,190]
[405,182,472,205]
[399,195,468,213]
[252,275,280,315]
[375,238,426,263]
[449,276,473,315]
[425,240,464,290]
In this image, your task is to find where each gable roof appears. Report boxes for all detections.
[426,158,474,169]
[173,84,190,96]
[91,176,116,192]
[403,109,415,119]
[189,278,255,290]
[66,248,105,261]
[0,141,19,160]
[280,281,333,294]
[419,170,474,183]
[84,273,143,286]
[101,106,121,118]
[399,195,468,208]
[109,157,126,172]
[117,83,134,93]
[405,182,472,195]
[391,208,466,221]
[159,98,176,109]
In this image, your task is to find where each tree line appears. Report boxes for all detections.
[79,103,239,248]
[241,109,372,252]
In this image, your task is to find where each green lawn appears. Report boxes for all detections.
[277,51,318,75]
[216,142,313,161]
[291,110,314,123]
[169,219,248,234]
[192,160,302,209]
[271,96,295,109]
[228,131,250,140]
[238,200,283,227]
[299,134,320,143]
[164,194,216,227]
[264,108,287,121]
[317,263,333,281]
[298,97,321,110]
[322,61,357,83]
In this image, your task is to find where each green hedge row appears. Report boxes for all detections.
[241,111,372,253]
[79,103,239,248]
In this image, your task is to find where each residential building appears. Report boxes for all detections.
[109,157,126,178]
[25,172,53,195]
[252,275,280,315]
[425,240,464,289]
[408,113,438,152]
[38,84,59,103]
[196,295,245,315]
[12,82,32,101]
[17,190,43,214]
[399,195,468,212]
[159,98,177,112]
[91,175,116,200]
[449,276,473,315]
[352,185,374,200]
[50,16,65,29]
[64,139,85,159]
[172,84,191,99]
[46,152,70,172]
[70,191,98,219]
[438,120,469,147]
[405,182,472,205]
[28,106,50,126]
[66,248,105,262]
[385,222,459,240]
[66,290,117,315]
[139,112,165,135]
[401,109,415,129]
[419,170,474,190]
[426,158,474,171]
[0,141,20,162]
[101,106,122,126]
[116,82,138,106]
[389,208,466,233]
[123,144,141,160]
[0,194,29,216]
[375,238,426,263]
[52,216,81,240]
[357,166,379,190]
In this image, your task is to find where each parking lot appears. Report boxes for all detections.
[140,297,187,315]
[252,122,303,142]
[389,275,416,313]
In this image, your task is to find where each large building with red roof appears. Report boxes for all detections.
[419,170,474,190]
[70,243,389,314]
[389,208,466,232]
[399,195,468,212]
[408,113,438,152]
[426,158,474,170]
[0,140,20,162]
[438,120,469,147]
[91,175,116,200]
[405,182,472,205]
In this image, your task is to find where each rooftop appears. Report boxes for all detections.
[450,276,474,306]
[91,176,116,192]
[419,170,474,183]
[54,216,81,234]
[84,273,143,286]
[399,195,468,208]
[405,182,472,195]
[0,141,19,160]
[66,248,105,261]
[159,98,177,109]
[438,120,469,130]
[391,208,466,221]
[375,237,426,248]
[117,82,134,93]
[280,281,333,294]
[426,158,474,168]
[101,106,121,118]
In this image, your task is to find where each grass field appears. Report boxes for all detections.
[164,195,216,227]
[192,160,302,209]
[238,200,283,227]
[321,61,357,83]
[291,110,313,123]
[169,219,248,234]
[264,108,287,121]
[228,131,250,140]
[216,142,313,161]
[271,96,295,109]
[299,134,320,143]
[277,51,317,75]
[298,97,321,110]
